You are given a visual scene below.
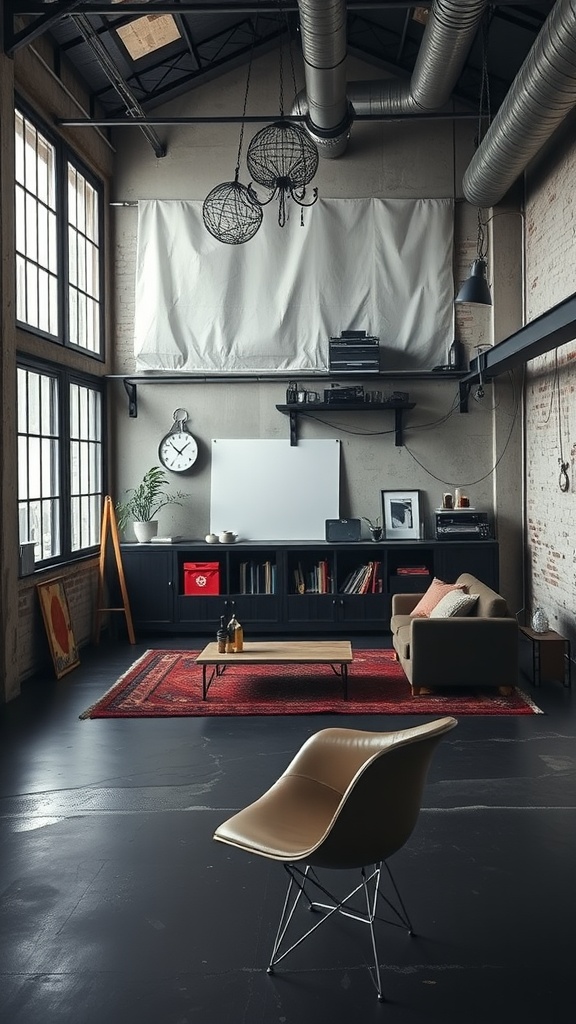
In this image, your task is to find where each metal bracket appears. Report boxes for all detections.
[123,379,138,418]
[288,410,298,446]
[459,379,471,413]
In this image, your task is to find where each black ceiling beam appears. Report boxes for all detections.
[70,12,166,155]
[56,111,478,126]
[459,290,576,408]
[88,19,281,114]
[4,0,84,55]
[14,1,550,14]
[174,13,202,72]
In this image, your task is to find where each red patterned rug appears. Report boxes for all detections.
[80,649,542,718]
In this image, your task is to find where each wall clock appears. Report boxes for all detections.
[158,408,199,473]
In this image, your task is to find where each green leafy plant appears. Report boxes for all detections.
[115,467,187,532]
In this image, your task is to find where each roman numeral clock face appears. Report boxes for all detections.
[158,410,199,473]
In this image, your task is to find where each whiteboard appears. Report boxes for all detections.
[210,439,340,540]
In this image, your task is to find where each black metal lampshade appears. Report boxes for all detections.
[455,258,492,306]
[247,120,319,226]
[202,181,263,245]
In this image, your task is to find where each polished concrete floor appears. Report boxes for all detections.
[1,635,575,1024]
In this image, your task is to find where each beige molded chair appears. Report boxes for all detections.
[213,716,457,1001]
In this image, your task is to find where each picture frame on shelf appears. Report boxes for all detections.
[36,576,80,679]
[381,489,421,540]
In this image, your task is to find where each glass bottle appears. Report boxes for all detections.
[216,615,228,653]
[448,339,465,370]
[227,612,244,653]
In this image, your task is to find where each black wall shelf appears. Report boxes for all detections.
[275,401,416,446]
[108,371,462,418]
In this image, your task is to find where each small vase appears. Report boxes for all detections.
[531,607,549,634]
[133,520,158,543]
[369,527,383,542]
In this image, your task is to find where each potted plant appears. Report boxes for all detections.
[115,467,188,542]
[362,515,383,542]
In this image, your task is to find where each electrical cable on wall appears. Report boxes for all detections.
[542,351,570,492]
[404,371,520,488]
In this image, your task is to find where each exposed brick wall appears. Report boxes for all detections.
[524,129,576,647]
[17,561,100,682]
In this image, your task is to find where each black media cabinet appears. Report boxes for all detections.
[117,539,499,636]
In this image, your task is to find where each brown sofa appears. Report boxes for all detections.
[390,572,519,696]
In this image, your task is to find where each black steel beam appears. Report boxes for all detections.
[459,290,576,404]
[16,1,545,12]
[5,0,83,55]
[57,111,477,126]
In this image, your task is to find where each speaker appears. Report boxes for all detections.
[325,518,361,543]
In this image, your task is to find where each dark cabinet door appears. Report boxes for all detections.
[121,547,174,626]
[335,594,390,627]
[435,542,499,589]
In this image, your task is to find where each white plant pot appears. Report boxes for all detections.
[133,520,158,543]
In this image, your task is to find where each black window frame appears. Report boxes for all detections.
[15,97,106,362]
[17,354,107,570]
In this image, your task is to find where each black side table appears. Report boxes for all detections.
[519,626,572,688]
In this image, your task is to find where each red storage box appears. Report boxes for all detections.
[183,562,220,595]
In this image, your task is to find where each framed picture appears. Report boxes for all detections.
[36,577,80,679]
[381,490,421,540]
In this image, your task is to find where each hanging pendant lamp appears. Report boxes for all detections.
[455,16,493,306]
[246,1,319,227]
[455,256,492,306]
[203,180,263,244]
[202,13,263,244]
[246,119,318,227]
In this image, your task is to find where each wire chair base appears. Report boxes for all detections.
[267,860,414,1002]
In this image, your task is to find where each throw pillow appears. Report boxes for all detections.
[429,591,479,618]
[410,577,467,618]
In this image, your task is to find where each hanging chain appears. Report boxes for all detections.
[477,207,487,259]
[477,12,492,149]
[285,6,300,115]
[235,9,260,181]
[278,1,285,117]
[476,13,492,258]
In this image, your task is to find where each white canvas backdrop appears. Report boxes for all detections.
[209,439,340,540]
[134,198,454,372]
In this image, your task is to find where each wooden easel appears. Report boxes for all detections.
[94,496,136,644]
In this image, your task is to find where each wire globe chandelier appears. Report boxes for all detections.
[202,16,263,245]
[246,4,318,228]
[246,119,318,227]
[202,2,319,243]
[203,180,263,245]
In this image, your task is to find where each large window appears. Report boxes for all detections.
[15,107,104,357]
[18,363,104,566]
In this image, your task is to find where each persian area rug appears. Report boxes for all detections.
[80,649,543,719]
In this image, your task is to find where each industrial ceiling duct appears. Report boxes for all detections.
[463,0,576,207]
[297,0,351,157]
[295,0,488,156]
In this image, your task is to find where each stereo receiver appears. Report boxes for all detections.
[435,510,491,540]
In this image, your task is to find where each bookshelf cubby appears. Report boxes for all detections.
[117,539,499,636]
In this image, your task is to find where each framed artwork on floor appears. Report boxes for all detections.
[36,577,80,679]
[381,490,421,540]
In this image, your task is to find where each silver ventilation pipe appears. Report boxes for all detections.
[349,0,487,116]
[463,0,576,207]
[295,0,487,157]
[296,0,351,157]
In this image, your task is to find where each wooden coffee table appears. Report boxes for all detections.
[196,640,353,700]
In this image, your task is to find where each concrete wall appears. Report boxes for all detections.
[110,52,524,612]
[524,114,576,648]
